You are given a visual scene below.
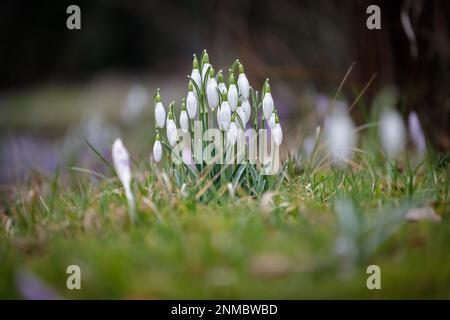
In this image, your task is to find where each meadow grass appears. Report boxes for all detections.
[0,135,448,299]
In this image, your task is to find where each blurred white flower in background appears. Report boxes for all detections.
[121,84,150,123]
[408,111,426,158]
[379,109,406,158]
[324,109,357,165]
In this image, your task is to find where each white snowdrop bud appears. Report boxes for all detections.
[206,68,219,111]
[236,99,246,128]
[166,107,178,147]
[268,109,277,129]
[227,115,238,146]
[186,82,198,119]
[154,90,166,128]
[227,73,238,112]
[408,111,426,157]
[272,115,283,146]
[112,138,135,219]
[324,110,357,165]
[180,99,189,133]
[262,81,274,120]
[190,55,202,93]
[153,133,162,162]
[218,72,227,95]
[220,92,231,131]
[201,50,211,81]
[237,63,250,100]
[242,98,251,125]
[379,109,406,158]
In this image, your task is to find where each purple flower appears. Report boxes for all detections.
[16,269,62,300]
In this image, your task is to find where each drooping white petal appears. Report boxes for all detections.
[242,99,251,124]
[167,119,178,147]
[238,73,250,100]
[408,111,426,157]
[216,105,222,130]
[186,91,198,119]
[268,112,276,129]
[227,121,238,146]
[201,63,211,81]
[324,111,357,165]
[153,140,162,162]
[191,69,202,94]
[228,84,238,112]
[155,101,166,128]
[182,144,192,165]
[206,78,219,110]
[379,109,406,158]
[218,82,227,95]
[262,92,274,120]
[272,123,283,146]
[220,101,231,131]
[112,138,135,219]
[236,106,246,128]
[180,110,189,133]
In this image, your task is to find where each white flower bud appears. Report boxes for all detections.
[324,110,357,165]
[262,83,274,120]
[216,105,222,130]
[206,69,219,111]
[180,110,189,133]
[227,74,238,112]
[220,93,231,131]
[153,137,162,162]
[166,112,178,147]
[154,91,166,128]
[191,55,202,90]
[236,105,246,128]
[268,110,276,129]
[238,63,250,100]
[186,83,198,119]
[227,118,238,146]
[379,109,406,158]
[242,98,251,125]
[272,122,283,146]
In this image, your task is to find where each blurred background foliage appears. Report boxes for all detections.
[0,0,449,182]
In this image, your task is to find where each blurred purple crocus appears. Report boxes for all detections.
[408,111,426,157]
[16,269,62,300]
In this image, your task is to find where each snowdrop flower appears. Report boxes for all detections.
[186,82,198,119]
[112,138,135,220]
[242,98,251,125]
[153,132,162,162]
[182,143,192,165]
[217,72,227,95]
[121,84,149,123]
[220,92,231,131]
[227,73,238,112]
[408,111,426,157]
[268,109,277,129]
[206,68,219,111]
[271,114,283,146]
[166,107,178,147]
[237,63,250,100]
[379,109,406,158]
[154,90,166,128]
[227,114,238,146]
[262,81,274,120]
[180,99,189,133]
[201,50,211,81]
[324,110,356,165]
[190,55,202,91]
[236,99,246,128]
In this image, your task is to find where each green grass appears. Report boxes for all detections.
[1,142,449,299]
